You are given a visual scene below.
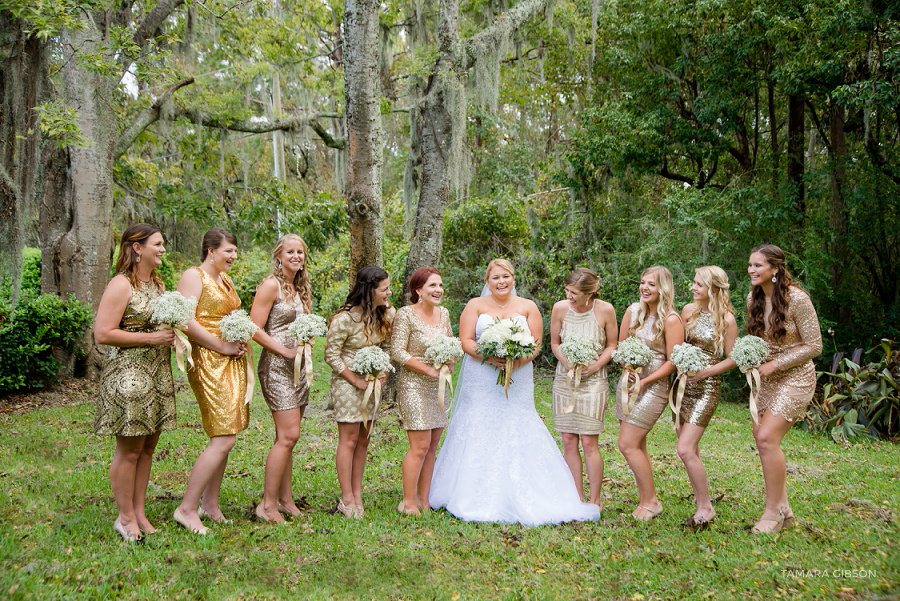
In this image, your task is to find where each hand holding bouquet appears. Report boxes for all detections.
[558,335,601,412]
[287,314,328,386]
[424,335,464,411]
[612,336,653,415]
[219,309,259,404]
[475,317,537,397]
[351,346,395,429]
[730,336,770,425]
[669,343,707,428]
[149,291,197,372]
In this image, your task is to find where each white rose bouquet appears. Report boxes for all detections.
[351,346,395,428]
[612,336,653,415]
[149,291,197,372]
[287,314,328,385]
[730,335,770,425]
[424,335,464,411]
[476,317,536,397]
[219,309,258,404]
[558,335,601,409]
[669,343,707,428]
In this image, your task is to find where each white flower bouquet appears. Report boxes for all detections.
[476,317,536,396]
[559,335,601,401]
[287,314,328,386]
[730,335,770,426]
[612,336,653,415]
[424,335,463,411]
[351,346,395,428]
[219,309,258,405]
[669,342,707,428]
[148,291,197,372]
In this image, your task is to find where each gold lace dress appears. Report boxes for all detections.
[390,305,452,431]
[325,308,396,423]
[752,287,822,422]
[257,285,309,412]
[678,311,721,428]
[551,306,609,435]
[186,267,249,436]
[615,303,674,430]
[94,279,176,436]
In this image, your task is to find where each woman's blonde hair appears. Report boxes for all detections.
[269,234,312,313]
[685,265,734,356]
[565,268,600,301]
[484,258,515,282]
[629,266,676,342]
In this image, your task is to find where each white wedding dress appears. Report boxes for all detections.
[429,314,600,526]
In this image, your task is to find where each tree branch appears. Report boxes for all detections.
[463,0,552,69]
[115,77,195,159]
[133,0,186,52]
[172,109,346,149]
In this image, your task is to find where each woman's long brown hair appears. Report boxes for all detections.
[747,244,799,342]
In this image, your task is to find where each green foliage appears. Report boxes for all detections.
[0,294,93,392]
[36,100,87,148]
[20,247,41,296]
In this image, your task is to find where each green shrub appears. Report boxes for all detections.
[20,248,41,296]
[0,293,94,392]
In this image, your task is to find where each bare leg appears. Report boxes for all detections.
[416,428,443,510]
[278,406,305,515]
[110,435,147,538]
[752,410,794,529]
[336,422,361,507]
[400,430,431,515]
[676,423,714,521]
[350,422,372,508]
[133,431,161,532]
[618,422,661,518]
[258,408,301,522]
[176,435,236,531]
[561,432,584,501]
[580,434,604,507]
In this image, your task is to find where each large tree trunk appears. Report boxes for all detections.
[787,94,805,223]
[829,106,850,321]
[344,0,384,279]
[0,15,49,303]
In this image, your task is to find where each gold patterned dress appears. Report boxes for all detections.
[551,305,609,435]
[186,267,249,437]
[615,303,674,430]
[390,305,452,431]
[95,279,176,437]
[257,285,308,412]
[752,287,822,422]
[325,307,396,423]
[678,311,721,428]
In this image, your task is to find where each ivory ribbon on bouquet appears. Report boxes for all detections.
[243,346,255,405]
[502,358,514,398]
[668,372,691,430]
[162,325,194,373]
[622,365,642,416]
[293,341,314,386]
[741,366,762,425]
[563,364,587,413]
[362,372,386,431]
[434,362,454,412]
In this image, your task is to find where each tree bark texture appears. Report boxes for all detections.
[343,0,384,279]
[787,93,805,221]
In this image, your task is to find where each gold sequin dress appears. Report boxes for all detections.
[94,279,176,436]
[257,285,309,412]
[752,287,822,422]
[615,302,673,430]
[186,267,249,437]
[551,305,609,435]
[390,305,452,431]
[325,307,396,423]
[678,311,721,428]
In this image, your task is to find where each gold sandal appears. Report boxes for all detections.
[751,509,784,533]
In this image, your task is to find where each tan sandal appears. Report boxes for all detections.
[633,503,663,521]
[751,509,784,533]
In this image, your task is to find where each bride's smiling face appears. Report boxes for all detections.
[486,267,514,296]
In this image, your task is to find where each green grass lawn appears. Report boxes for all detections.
[1,345,897,600]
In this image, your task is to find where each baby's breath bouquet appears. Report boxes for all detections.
[612,337,653,415]
[218,309,258,404]
[669,343,707,428]
[148,291,197,372]
[351,346,395,428]
[287,314,328,385]
[424,335,463,411]
[559,335,601,404]
[476,318,536,397]
[730,336,770,425]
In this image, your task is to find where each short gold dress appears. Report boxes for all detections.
[390,305,452,431]
[551,306,609,435]
[94,278,176,437]
[752,287,822,422]
[678,311,721,428]
[325,307,396,423]
[257,284,309,412]
[186,267,249,437]
[615,302,674,430]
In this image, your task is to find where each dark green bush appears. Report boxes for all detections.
[0,294,94,392]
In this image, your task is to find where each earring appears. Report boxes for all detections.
[771,275,777,283]
[135,254,141,264]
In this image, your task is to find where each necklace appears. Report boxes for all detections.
[491,296,510,309]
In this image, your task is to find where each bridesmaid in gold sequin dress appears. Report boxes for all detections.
[746,245,822,533]
[550,268,618,508]
[94,224,177,541]
[249,234,312,523]
[325,266,395,518]
[677,266,738,526]
[173,228,248,534]
[614,266,684,520]
[390,268,453,516]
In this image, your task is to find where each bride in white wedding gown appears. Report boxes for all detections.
[429,260,600,526]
